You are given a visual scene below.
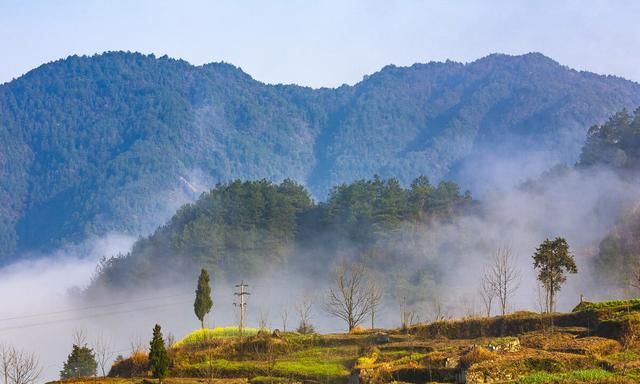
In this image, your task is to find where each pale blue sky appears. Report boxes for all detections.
[1,0,639,87]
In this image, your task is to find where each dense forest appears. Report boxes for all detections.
[579,107,640,169]
[87,175,472,298]
[87,104,640,305]
[578,108,640,288]
[2,52,640,261]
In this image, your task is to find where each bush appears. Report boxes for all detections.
[296,321,315,335]
[108,350,149,377]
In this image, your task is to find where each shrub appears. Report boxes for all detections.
[108,350,149,377]
[296,321,315,334]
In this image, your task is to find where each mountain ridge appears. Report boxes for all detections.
[2,51,640,260]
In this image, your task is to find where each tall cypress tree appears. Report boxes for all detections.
[194,268,213,329]
[149,324,169,383]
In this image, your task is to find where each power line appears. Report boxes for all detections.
[0,301,185,333]
[0,292,191,323]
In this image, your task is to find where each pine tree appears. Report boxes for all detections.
[60,344,97,379]
[149,324,169,383]
[194,268,213,329]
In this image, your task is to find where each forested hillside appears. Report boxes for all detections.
[87,176,472,298]
[2,51,640,260]
[579,108,640,287]
[579,108,640,169]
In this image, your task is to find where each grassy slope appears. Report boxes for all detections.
[49,300,640,384]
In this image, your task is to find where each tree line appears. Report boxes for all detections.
[87,175,473,294]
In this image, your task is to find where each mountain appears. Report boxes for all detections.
[2,51,640,260]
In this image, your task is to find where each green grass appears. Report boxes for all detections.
[175,327,262,346]
[186,359,264,377]
[186,357,349,382]
[249,376,291,384]
[183,346,354,382]
[604,349,640,363]
[573,298,640,312]
[273,359,349,378]
[518,369,615,383]
[273,346,354,380]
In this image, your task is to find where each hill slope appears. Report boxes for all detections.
[2,51,640,260]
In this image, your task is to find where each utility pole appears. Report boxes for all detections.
[233,280,250,336]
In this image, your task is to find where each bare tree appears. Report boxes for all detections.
[257,311,270,331]
[1,344,11,384]
[479,273,495,317]
[630,260,640,292]
[1,346,41,384]
[165,333,176,349]
[324,261,380,331]
[369,279,383,329]
[94,331,114,377]
[486,245,521,316]
[461,295,479,318]
[73,328,88,347]
[295,294,314,334]
[399,296,418,331]
[280,305,289,332]
[129,338,144,355]
[430,300,449,322]
[534,281,548,315]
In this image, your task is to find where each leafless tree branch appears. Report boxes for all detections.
[0,345,41,384]
[324,261,381,331]
[485,245,521,315]
[93,331,113,377]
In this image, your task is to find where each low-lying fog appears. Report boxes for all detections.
[1,166,638,381]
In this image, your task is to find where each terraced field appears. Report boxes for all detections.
[49,300,640,384]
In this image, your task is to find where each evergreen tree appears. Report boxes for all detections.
[532,237,578,313]
[60,344,97,379]
[194,268,213,329]
[149,324,169,383]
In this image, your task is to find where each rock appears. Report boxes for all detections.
[369,332,390,344]
[486,337,520,353]
[444,355,460,368]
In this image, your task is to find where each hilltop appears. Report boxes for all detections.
[2,52,640,260]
